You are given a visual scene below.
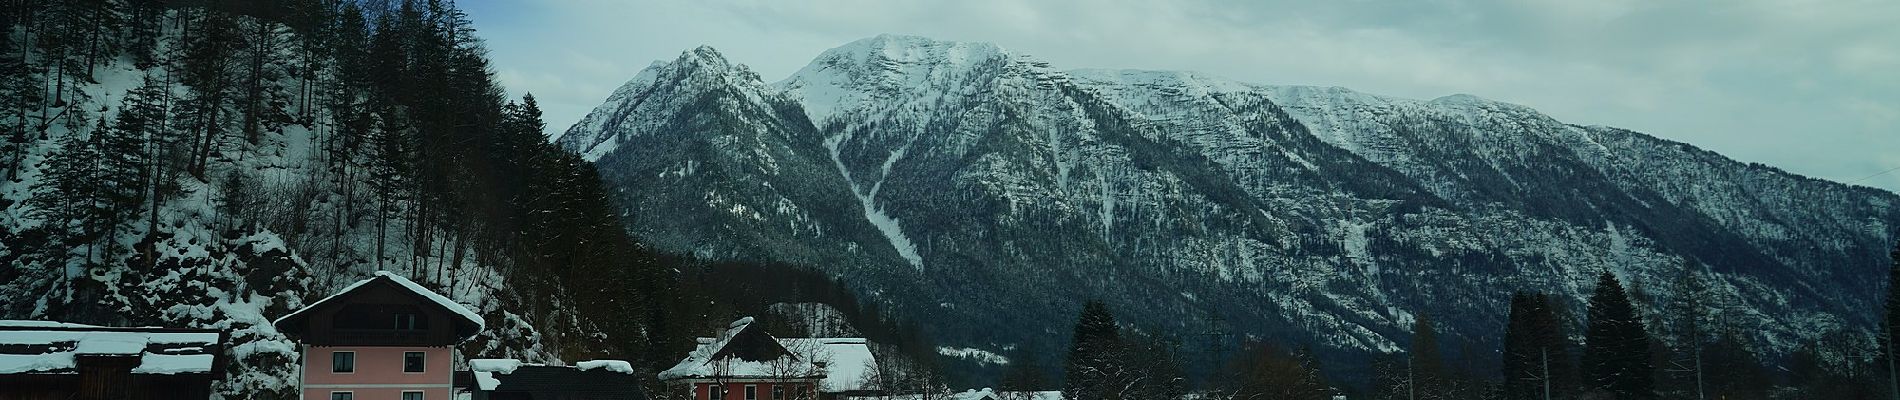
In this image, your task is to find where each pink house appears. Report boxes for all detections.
[274,272,485,400]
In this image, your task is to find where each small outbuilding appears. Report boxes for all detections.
[0,320,228,400]
[461,358,644,400]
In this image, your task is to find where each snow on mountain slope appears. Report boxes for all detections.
[566,35,1900,369]
[558,46,922,286]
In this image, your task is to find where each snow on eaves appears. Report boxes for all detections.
[272,271,484,332]
[0,321,225,375]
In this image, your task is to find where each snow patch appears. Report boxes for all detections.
[936,346,1009,366]
[576,359,634,374]
[823,134,924,269]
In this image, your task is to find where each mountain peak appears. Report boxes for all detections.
[672,45,744,74]
[777,34,1025,125]
[837,34,1010,62]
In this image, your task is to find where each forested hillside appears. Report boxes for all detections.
[0,1,942,397]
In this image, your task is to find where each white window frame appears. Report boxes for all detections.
[329,391,354,400]
[403,351,426,374]
[709,384,724,400]
[401,390,424,400]
[745,385,758,400]
[332,351,355,374]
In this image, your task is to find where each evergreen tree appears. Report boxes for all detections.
[1064,300,1124,400]
[1409,312,1445,399]
[1584,272,1655,399]
[1503,292,1548,400]
[30,118,109,265]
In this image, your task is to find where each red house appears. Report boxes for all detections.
[274,272,485,400]
[659,317,878,400]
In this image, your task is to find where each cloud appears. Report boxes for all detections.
[466,0,1900,192]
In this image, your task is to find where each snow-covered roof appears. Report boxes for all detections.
[272,271,484,340]
[659,317,818,381]
[0,320,226,375]
[576,359,635,374]
[782,338,877,392]
[468,359,643,398]
[658,317,879,393]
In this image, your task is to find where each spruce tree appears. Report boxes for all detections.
[1584,272,1655,399]
[1064,300,1123,400]
[31,118,109,266]
[1409,312,1444,399]
[1503,292,1546,400]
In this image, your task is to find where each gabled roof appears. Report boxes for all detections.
[272,271,484,340]
[659,317,880,393]
[0,320,227,376]
[659,317,821,381]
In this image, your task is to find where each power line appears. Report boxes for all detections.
[1847,166,1900,184]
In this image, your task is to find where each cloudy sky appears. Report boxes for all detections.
[463,0,1900,192]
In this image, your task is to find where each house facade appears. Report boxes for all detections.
[659,317,878,400]
[275,272,485,400]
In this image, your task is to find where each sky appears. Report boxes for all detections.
[463,0,1900,193]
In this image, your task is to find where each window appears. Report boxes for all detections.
[401,391,423,400]
[396,313,422,330]
[333,304,428,330]
[709,385,724,400]
[329,392,353,400]
[332,352,355,373]
[404,351,425,373]
[772,385,785,400]
[745,385,757,400]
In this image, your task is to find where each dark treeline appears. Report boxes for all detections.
[1,0,940,394]
[0,0,701,365]
[1060,243,1900,400]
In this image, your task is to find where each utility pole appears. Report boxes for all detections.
[1542,348,1550,400]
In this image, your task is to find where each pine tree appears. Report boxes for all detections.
[1503,292,1549,400]
[1064,300,1124,400]
[1409,312,1445,399]
[1584,272,1655,399]
[31,118,109,266]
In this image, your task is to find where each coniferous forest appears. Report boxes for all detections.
[3,1,1899,399]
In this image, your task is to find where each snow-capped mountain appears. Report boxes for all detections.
[563,34,1900,364]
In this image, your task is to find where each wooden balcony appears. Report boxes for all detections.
[326,329,435,346]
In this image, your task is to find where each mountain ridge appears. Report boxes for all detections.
[563,35,1900,374]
